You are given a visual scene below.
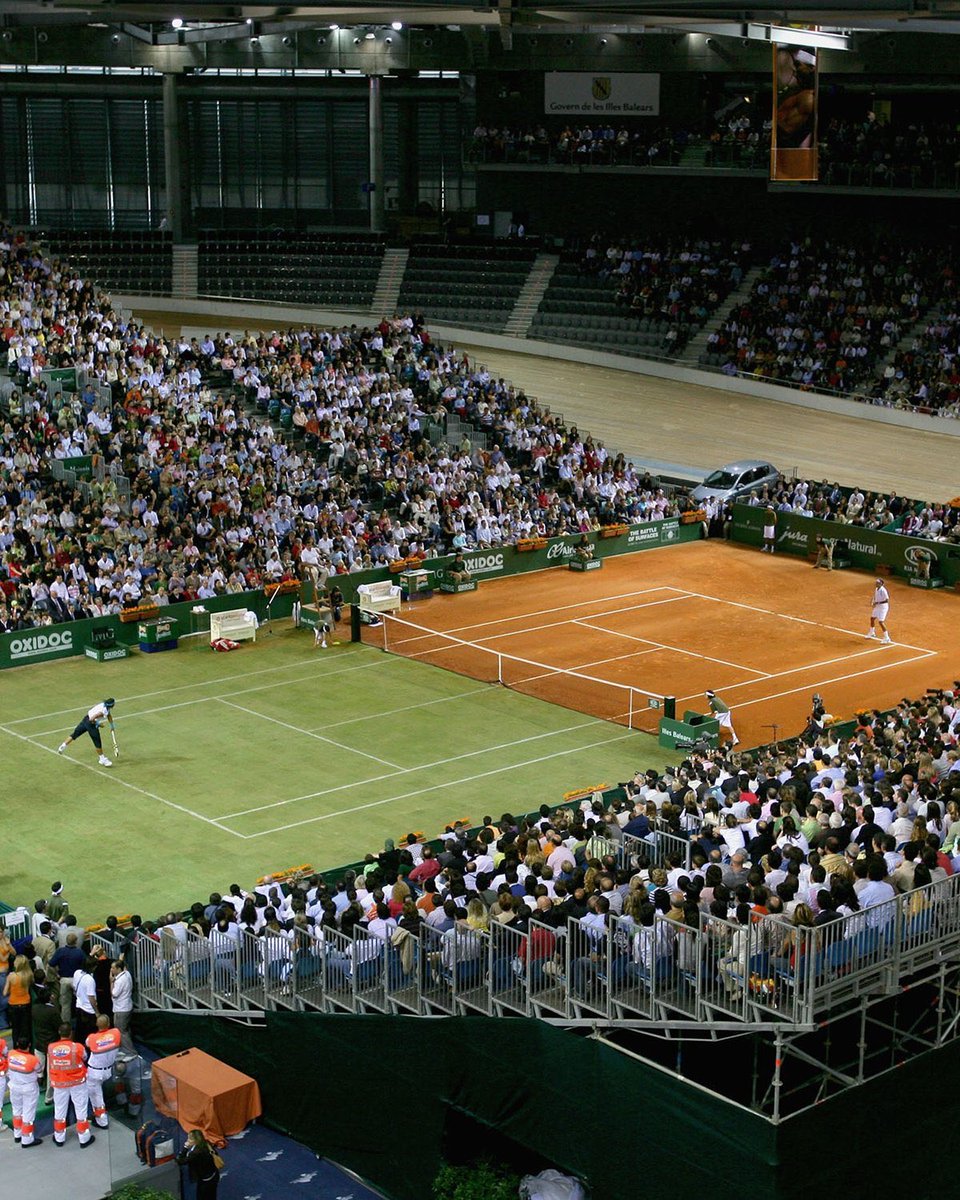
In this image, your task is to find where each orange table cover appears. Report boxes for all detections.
[151,1048,262,1146]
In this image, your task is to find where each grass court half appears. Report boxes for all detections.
[1,624,672,921]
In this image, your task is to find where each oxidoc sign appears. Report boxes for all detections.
[544,73,661,116]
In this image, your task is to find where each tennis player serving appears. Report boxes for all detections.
[58,698,117,767]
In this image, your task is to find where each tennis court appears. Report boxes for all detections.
[0,626,669,920]
[363,539,960,745]
[3,538,958,921]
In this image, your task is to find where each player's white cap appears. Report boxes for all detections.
[875,578,883,585]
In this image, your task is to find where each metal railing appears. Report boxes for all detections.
[129,874,960,1028]
[619,830,693,874]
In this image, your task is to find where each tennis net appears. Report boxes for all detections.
[364,612,667,732]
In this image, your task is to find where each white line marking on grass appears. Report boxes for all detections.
[675,649,938,712]
[575,619,771,677]
[244,727,637,839]
[0,723,243,838]
[309,684,492,731]
[672,589,938,655]
[6,650,396,726]
[216,717,605,821]
[29,656,397,738]
[216,699,404,770]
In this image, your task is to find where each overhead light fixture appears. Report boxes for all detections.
[391,21,403,31]
[365,31,376,40]
[171,16,183,29]
[329,23,339,30]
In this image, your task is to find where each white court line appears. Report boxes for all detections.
[676,648,938,712]
[244,727,636,839]
[216,699,404,770]
[465,593,698,647]
[0,723,243,838]
[307,684,492,731]
[670,642,901,698]
[438,585,677,637]
[5,648,391,726]
[498,645,662,692]
[673,588,938,656]
[217,716,604,821]
[574,618,770,677]
[29,655,397,738]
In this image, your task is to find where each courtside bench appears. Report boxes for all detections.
[357,580,402,614]
[210,609,258,644]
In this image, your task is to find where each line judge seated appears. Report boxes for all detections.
[447,550,472,587]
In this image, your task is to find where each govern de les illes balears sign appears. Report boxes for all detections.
[544,73,661,116]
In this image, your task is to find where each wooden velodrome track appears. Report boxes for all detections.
[138,308,960,745]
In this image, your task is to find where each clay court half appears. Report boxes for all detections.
[364,540,960,749]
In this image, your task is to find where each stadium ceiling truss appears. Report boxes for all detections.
[2,0,960,49]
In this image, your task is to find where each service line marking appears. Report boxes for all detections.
[28,655,400,738]
[7,647,387,726]
[245,726,637,839]
[217,716,608,822]
[672,588,939,656]
[676,648,938,712]
[574,619,771,677]
[216,699,404,770]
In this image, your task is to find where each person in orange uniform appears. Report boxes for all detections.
[48,1023,96,1148]
[0,1035,8,1127]
[85,1015,121,1129]
[8,1038,43,1147]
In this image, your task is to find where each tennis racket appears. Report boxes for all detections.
[111,728,120,759]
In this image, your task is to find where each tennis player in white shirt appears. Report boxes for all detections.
[868,578,892,644]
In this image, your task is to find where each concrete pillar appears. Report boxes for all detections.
[162,72,184,240]
[368,74,385,234]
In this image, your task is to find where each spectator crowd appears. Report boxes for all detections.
[7,683,959,1030]
[0,224,691,634]
[705,238,940,394]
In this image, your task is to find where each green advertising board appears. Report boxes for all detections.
[0,518,696,670]
[332,516,695,603]
[61,455,94,481]
[0,589,298,670]
[731,504,960,585]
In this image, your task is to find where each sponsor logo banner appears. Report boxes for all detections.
[463,552,505,577]
[544,72,660,116]
[9,629,74,662]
